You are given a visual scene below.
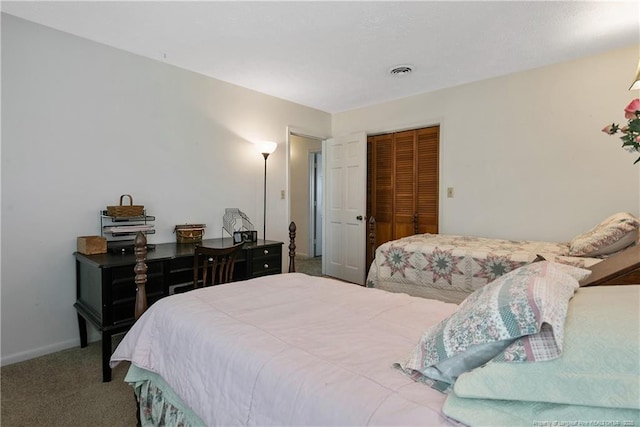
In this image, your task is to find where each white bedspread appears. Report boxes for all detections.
[111,273,460,426]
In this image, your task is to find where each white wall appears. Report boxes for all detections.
[0,14,331,364]
[333,45,640,242]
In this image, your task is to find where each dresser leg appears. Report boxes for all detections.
[77,314,88,348]
[102,333,112,382]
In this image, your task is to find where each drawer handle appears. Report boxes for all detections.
[263,249,269,255]
[263,264,269,269]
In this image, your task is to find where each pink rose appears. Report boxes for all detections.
[602,124,614,134]
[624,98,640,119]
[602,123,619,135]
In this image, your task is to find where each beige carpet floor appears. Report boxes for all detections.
[294,256,322,276]
[1,338,137,426]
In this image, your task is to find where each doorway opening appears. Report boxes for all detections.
[288,130,325,276]
[309,151,323,258]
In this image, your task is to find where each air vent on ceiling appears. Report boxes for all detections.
[388,65,414,76]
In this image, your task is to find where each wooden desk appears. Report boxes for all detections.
[74,238,283,382]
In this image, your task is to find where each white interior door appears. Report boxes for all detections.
[323,132,367,284]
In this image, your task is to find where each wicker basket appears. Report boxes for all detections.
[106,194,144,218]
[174,224,206,243]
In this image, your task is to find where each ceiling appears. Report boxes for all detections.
[3,1,640,113]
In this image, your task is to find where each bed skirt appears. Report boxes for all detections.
[125,364,205,427]
[372,279,471,304]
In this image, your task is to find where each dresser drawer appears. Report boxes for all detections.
[110,262,164,325]
[110,290,164,325]
[168,256,196,289]
[251,257,281,276]
[247,244,282,278]
[251,245,280,260]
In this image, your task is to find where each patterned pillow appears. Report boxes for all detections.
[396,261,589,392]
[569,212,640,257]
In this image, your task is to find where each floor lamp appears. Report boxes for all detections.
[255,141,277,240]
[629,58,640,90]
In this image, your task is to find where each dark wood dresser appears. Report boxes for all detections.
[74,238,283,382]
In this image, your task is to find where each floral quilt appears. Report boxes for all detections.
[366,234,601,299]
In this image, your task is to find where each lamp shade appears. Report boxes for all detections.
[255,141,277,155]
[630,59,640,91]
[630,73,640,91]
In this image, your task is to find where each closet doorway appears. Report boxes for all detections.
[366,125,440,267]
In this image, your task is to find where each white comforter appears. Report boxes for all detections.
[111,273,460,426]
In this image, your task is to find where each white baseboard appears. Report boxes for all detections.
[1,326,122,366]
[1,338,80,367]
[1,322,109,367]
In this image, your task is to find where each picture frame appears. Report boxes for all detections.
[233,230,257,244]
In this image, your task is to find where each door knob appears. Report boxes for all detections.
[356,215,363,220]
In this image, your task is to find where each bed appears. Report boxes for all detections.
[110,229,640,426]
[366,212,640,303]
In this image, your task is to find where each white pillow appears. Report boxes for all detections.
[569,213,639,257]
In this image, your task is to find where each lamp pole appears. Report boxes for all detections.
[262,151,269,241]
[256,141,277,241]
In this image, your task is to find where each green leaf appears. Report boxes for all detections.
[627,119,640,132]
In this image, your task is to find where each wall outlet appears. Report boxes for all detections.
[280,190,285,199]
[447,187,454,198]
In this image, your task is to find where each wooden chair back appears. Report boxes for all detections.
[193,244,244,288]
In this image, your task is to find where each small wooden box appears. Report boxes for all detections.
[77,236,107,255]
[174,224,206,243]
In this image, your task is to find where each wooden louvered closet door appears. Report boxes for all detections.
[366,126,439,268]
[368,133,394,248]
[393,130,417,239]
[415,127,439,234]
